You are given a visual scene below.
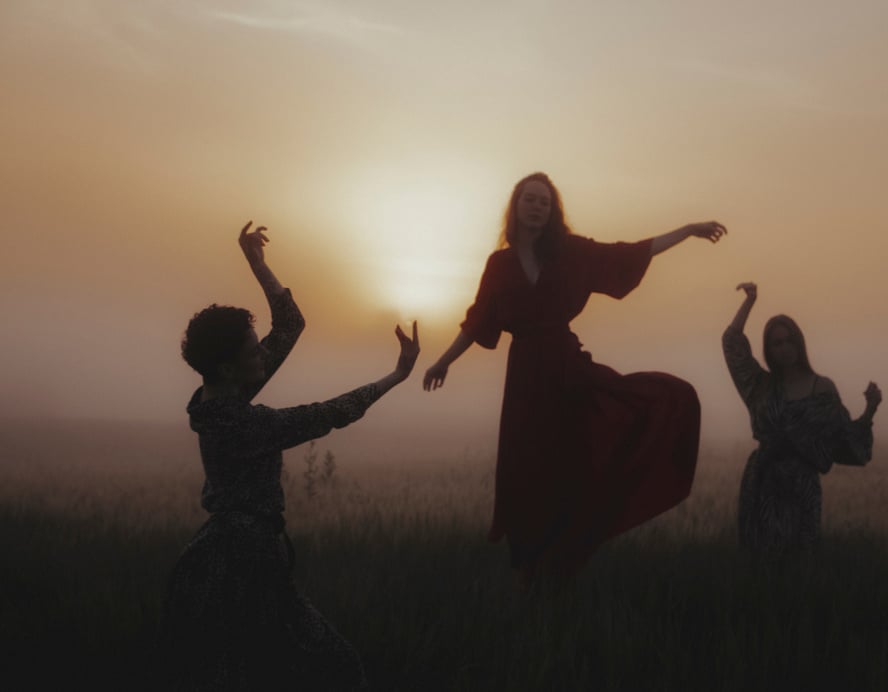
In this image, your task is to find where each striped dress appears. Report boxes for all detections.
[722,325,873,553]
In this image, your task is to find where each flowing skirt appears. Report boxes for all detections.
[489,333,701,577]
[159,511,367,691]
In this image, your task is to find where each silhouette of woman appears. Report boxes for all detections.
[723,282,880,553]
[161,222,419,690]
[423,172,725,584]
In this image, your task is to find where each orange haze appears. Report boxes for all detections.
[2,1,886,463]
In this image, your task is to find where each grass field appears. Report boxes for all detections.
[1,419,887,691]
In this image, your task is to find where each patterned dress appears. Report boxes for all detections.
[461,234,701,577]
[722,325,873,553]
[161,289,377,691]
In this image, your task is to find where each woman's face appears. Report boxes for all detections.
[224,328,268,384]
[515,180,552,231]
[766,324,798,370]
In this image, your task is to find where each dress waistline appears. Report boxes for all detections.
[214,509,296,572]
[215,508,286,533]
[510,324,574,340]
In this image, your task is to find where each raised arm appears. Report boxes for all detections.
[794,378,880,469]
[861,382,882,426]
[281,320,419,448]
[648,221,727,256]
[729,282,757,332]
[423,330,473,391]
[236,322,420,453]
[238,221,306,401]
[815,377,881,427]
[722,282,767,407]
[239,220,285,298]
[375,321,421,395]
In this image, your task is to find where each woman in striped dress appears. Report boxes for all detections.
[722,282,881,553]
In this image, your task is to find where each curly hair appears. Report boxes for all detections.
[497,172,572,260]
[181,305,255,382]
[763,314,813,375]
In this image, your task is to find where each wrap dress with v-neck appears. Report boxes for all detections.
[461,234,700,575]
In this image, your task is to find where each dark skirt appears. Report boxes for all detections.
[491,337,701,578]
[159,511,367,691]
[738,449,823,554]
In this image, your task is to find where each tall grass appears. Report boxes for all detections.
[1,420,886,691]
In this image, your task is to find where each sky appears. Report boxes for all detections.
[1,0,886,459]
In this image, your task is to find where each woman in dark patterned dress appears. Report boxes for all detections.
[723,281,881,553]
[422,171,726,584]
[160,222,419,691]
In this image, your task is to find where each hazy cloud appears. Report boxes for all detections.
[206,1,403,44]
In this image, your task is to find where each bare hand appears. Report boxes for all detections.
[395,321,420,380]
[423,362,448,391]
[685,221,727,243]
[736,282,757,301]
[864,382,882,411]
[239,220,269,265]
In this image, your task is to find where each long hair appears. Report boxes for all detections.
[497,172,572,260]
[762,314,813,375]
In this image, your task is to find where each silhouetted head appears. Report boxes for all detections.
[181,305,267,385]
[763,314,812,375]
[499,172,572,259]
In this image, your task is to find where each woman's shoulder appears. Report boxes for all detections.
[484,247,513,268]
[563,233,592,249]
[550,234,594,261]
[813,375,839,396]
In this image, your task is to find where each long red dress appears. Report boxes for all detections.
[461,234,700,576]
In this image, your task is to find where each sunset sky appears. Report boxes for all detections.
[2,0,886,459]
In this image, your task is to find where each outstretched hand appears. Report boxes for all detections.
[736,282,757,301]
[864,382,882,411]
[423,362,448,391]
[239,220,269,265]
[685,221,727,243]
[394,321,420,381]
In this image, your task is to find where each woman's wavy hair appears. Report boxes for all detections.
[181,304,255,383]
[497,172,572,260]
[763,314,813,375]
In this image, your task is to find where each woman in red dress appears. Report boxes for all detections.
[423,172,726,582]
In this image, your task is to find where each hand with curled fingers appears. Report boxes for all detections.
[685,221,727,243]
[864,382,882,412]
[736,282,757,302]
[239,220,270,266]
[423,362,448,391]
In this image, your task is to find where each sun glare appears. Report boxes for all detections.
[341,163,500,323]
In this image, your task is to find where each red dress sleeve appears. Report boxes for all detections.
[460,253,502,349]
[581,237,652,299]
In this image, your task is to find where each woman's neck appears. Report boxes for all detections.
[201,380,242,402]
[780,365,808,384]
[514,224,542,250]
